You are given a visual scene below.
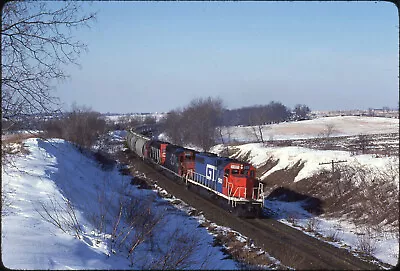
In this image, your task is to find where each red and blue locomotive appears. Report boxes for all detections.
[126,130,264,217]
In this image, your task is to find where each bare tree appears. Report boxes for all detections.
[35,194,83,239]
[356,134,369,154]
[163,97,224,151]
[142,229,201,270]
[248,109,266,143]
[43,104,107,150]
[318,123,337,149]
[293,104,311,121]
[185,97,224,151]
[323,123,336,138]
[162,109,185,145]
[1,1,96,129]
[217,126,234,156]
[248,106,272,144]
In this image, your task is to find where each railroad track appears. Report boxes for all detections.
[242,218,377,269]
[122,151,381,270]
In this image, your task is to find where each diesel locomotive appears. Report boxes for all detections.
[126,129,264,217]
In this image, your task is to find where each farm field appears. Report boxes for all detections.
[221,116,399,142]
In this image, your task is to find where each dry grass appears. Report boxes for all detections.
[278,250,306,269]
[355,227,377,256]
[262,160,399,235]
[207,227,282,268]
[1,132,42,144]
[305,217,320,232]
[325,229,342,242]
[287,213,299,226]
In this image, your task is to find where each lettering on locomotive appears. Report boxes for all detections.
[206,164,217,181]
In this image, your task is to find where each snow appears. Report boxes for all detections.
[264,199,399,267]
[228,143,399,186]
[1,138,238,269]
[220,116,399,142]
[3,115,398,268]
[211,115,399,267]
[104,113,166,123]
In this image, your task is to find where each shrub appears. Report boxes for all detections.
[305,217,320,232]
[326,230,341,242]
[43,105,107,150]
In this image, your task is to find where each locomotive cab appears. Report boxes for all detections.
[147,140,169,165]
[178,150,196,176]
[164,144,197,176]
[222,163,259,200]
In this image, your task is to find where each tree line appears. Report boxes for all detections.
[161,97,311,151]
[222,102,310,126]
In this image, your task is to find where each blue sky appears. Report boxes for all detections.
[54,1,398,113]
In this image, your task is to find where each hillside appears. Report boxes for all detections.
[1,138,238,269]
[211,116,399,266]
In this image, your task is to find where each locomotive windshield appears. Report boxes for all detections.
[232,169,246,176]
[230,169,255,177]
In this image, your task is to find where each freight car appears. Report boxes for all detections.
[126,129,264,217]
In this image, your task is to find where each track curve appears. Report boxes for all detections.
[122,151,380,270]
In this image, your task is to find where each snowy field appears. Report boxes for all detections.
[1,138,239,269]
[221,116,399,142]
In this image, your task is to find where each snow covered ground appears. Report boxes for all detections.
[210,143,399,266]
[264,200,399,267]
[1,138,239,269]
[104,113,166,123]
[220,116,399,142]
[210,116,399,267]
[218,143,399,187]
[2,115,398,268]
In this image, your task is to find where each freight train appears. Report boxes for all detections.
[126,129,264,217]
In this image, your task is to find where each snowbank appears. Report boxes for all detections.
[1,138,237,269]
[231,143,399,186]
[264,200,399,266]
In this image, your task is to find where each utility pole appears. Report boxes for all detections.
[319,160,348,197]
[319,160,347,173]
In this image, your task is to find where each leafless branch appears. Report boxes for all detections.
[2,1,96,124]
[35,194,83,239]
[142,228,201,270]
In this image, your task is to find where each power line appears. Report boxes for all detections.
[319,160,347,173]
